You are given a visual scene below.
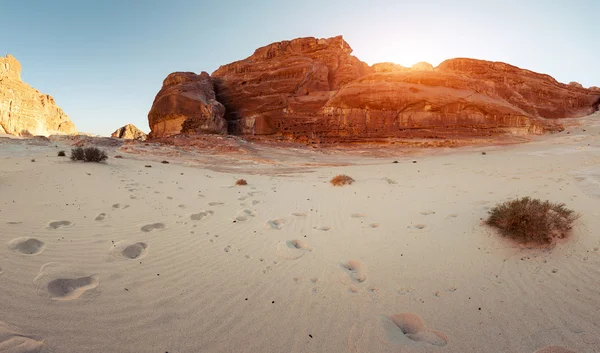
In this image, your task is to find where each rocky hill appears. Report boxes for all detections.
[0,55,76,136]
[148,36,600,143]
[111,123,147,140]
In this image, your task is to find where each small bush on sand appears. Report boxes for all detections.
[486,197,580,245]
[330,174,355,186]
[161,160,169,164]
[236,179,247,186]
[70,146,108,163]
[114,155,123,159]
[57,151,66,157]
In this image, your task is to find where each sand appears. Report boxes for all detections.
[1,113,600,352]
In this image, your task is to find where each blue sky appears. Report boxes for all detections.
[2,0,598,136]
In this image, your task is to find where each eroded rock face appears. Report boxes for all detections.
[148,72,226,138]
[211,36,371,135]
[0,55,76,136]
[148,36,600,143]
[111,124,147,140]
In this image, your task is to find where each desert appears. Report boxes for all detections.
[2,2,600,352]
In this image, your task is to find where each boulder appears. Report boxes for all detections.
[111,124,147,140]
[0,55,76,136]
[148,72,226,138]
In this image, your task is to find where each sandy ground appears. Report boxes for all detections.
[1,113,600,353]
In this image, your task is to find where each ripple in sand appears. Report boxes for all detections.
[379,312,448,347]
[0,320,48,352]
[48,220,71,229]
[7,237,45,255]
[534,346,576,353]
[140,223,165,232]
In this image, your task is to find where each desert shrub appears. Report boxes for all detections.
[235,179,247,186]
[330,174,355,186]
[70,147,85,161]
[70,146,108,163]
[486,197,580,245]
[161,160,169,164]
[114,155,123,159]
[57,151,66,157]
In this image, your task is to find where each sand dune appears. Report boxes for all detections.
[1,113,600,352]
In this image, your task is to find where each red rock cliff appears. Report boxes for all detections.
[148,36,600,142]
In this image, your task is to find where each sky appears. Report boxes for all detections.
[2,0,598,136]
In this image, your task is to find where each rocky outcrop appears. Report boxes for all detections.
[148,71,226,138]
[211,36,371,135]
[0,55,76,136]
[111,124,147,140]
[148,36,600,143]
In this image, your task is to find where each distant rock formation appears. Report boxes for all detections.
[148,36,600,143]
[148,72,226,138]
[0,54,76,136]
[111,124,147,140]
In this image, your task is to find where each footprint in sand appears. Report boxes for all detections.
[140,223,165,232]
[34,263,99,301]
[48,220,72,229]
[0,320,48,352]
[266,219,286,230]
[341,260,367,284]
[235,209,256,222]
[351,213,366,218]
[190,210,214,221]
[314,226,331,231]
[252,200,260,205]
[112,203,129,209]
[94,213,107,221]
[46,276,100,301]
[276,239,313,260]
[292,212,307,217]
[407,224,428,232]
[379,312,448,347]
[111,241,148,260]
[368,223,380,228]
[208,202,224,206]
[7,238,46,255]
[420,210,435,215]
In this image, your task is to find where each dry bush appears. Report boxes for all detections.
[486,197,580,245]
[330,174,355,186]
[114,155,123,159]
[235,179,247,186]
[161,160,169,164]
[57,151,66,157]
[70,146,108,163]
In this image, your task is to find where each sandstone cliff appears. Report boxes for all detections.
[148,36,600,143]
[148,71,226,138]
[0,55,76,136]
[111,124,147,140]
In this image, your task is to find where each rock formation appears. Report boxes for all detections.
[0,54,76,136]
[111,124,147,140]
[148,36,600,143]
[148,72,226,138]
